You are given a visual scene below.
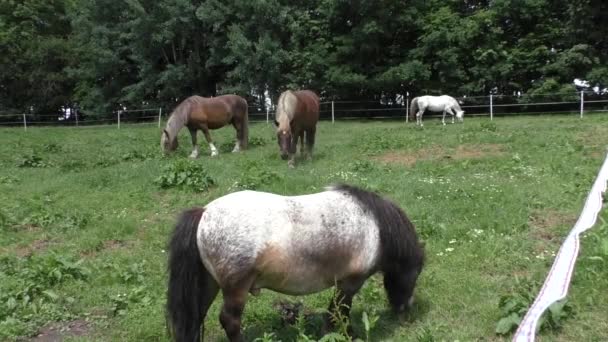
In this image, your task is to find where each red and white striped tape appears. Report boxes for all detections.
[513,152,608,342]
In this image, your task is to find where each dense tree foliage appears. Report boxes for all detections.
[1,0,607,115]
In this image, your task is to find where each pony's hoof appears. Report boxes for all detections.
[189,153,199,159]
[288,161,296,169]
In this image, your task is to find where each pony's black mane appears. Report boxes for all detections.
[331,184,425,272]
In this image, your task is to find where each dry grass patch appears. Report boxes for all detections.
[13,239,53,257]
[29,319,92,342]
[374,143,505,166]
[528,209,577,253]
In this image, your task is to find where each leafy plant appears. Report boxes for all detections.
[154,159,215,192]
[20,210,89,231]
[104,261,147,284]
[0,175,20,184]
[121,150,155,161]
[0,254,89,322]
[253,332,281,342]
[361,310,379,342]
[496,278,574,335]
[110,285,152,316]
[41,143,62,152]
[480,121,497,132]
[233,161,282,190]
[249,136,267,147]
[17,152,50,168]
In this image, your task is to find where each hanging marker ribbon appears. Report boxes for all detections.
[513,152,608,342]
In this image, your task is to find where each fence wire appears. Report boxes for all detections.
[1,91,607,128]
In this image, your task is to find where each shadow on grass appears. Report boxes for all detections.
[236,296,431,341]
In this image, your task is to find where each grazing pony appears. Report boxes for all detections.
[161,95,248,158]
[273,90,320,168]
[410,95,464,126]
[166,184,425,342]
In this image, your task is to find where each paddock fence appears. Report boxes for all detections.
[1,91,607,130]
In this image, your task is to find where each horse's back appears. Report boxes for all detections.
[196,190,380,293]
[187,95,247,129]
[293,90,320,128]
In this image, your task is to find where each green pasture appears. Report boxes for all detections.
[1,115,608,341]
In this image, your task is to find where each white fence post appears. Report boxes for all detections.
[331,101,335,124]
[117,111,121,129]
[75,109,79,127]
[266,107,269,124]
[580,91,584,119]
[23,114,27,131]
[158,108,162,128]
[406,93,410,123]
[490,94,494,121]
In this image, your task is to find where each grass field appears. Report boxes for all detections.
[1,115,608,341]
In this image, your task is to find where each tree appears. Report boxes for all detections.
[0,0,76,114]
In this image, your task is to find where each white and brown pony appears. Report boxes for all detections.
[166,184,425,341]
[273,90,320,168]
[161,95,248,158]
[410,95,464,126]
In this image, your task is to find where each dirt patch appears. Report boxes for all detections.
[578,126,608,159]
[80,239,130,258]
[374,143,505,166]
[529,209,577,253]
[578,125,608,147]
[29,319,91,342]
[15,239,52,257]
[529,209,577,239]
[102,239,127,250]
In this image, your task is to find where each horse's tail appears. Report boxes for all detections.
[166,207,210,342]
[409,97,419,120]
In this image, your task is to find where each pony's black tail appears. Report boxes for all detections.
[409,97,418,121]
[166,207,210,342]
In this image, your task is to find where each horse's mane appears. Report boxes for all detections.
[329,184,425,271]
[165,97,192,139]
[276,90,298,123]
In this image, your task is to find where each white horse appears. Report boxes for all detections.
[410,95,464,126]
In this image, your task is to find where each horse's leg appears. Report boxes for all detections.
[188,127,199,159]
[305,127,316,161]
[447,108,456,124]
[287,129,298,168]
[219,284,251,342]
[298,131,305,157]
[324,276,366,337]
[201,126,218,157]
[231,119,243,153]
[442,109,447,125]
[416,111,424,127]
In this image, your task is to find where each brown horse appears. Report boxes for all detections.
[273,90,320,168]
[161,95,248,158]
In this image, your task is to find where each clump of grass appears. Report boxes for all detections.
[496,278,574,335]
[17,152,50,168]
[0,254,90,338]
[154,159,215,192]
[231,160,282,190]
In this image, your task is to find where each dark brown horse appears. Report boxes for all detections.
[161,95,248,158]
[273,90,320,168]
